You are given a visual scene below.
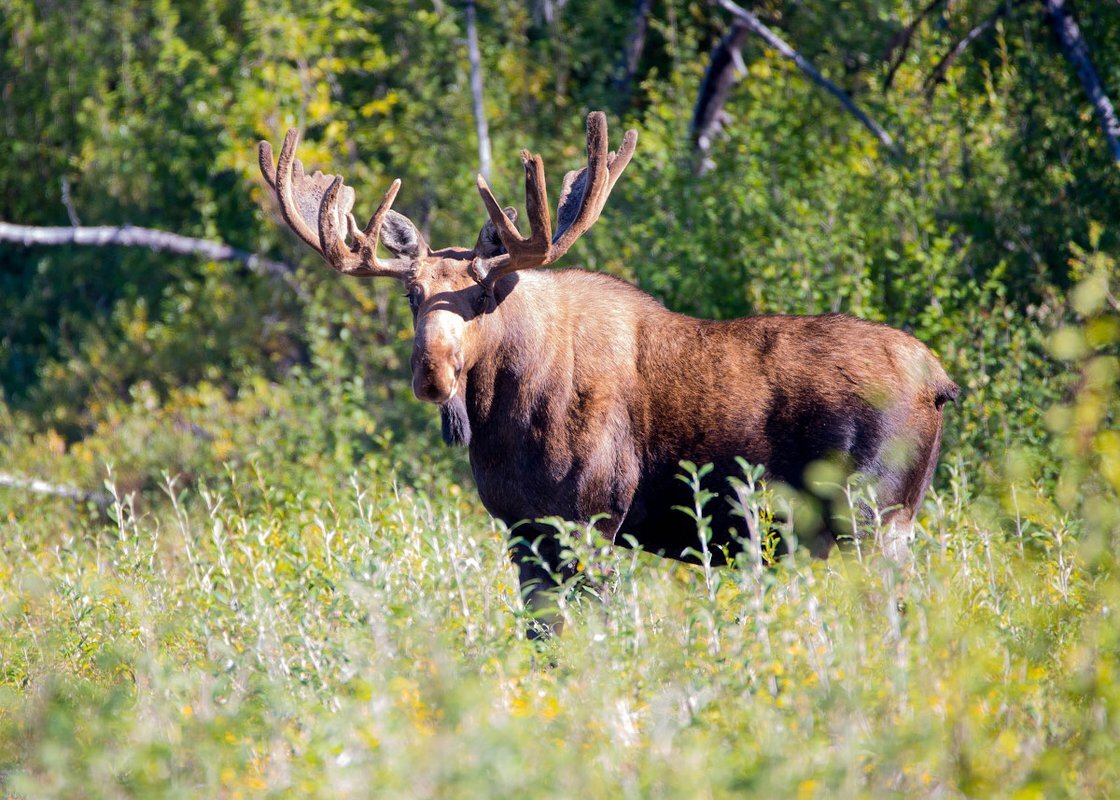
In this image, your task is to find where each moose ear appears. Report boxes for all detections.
[473,206,518,258]
[380,210,429,259]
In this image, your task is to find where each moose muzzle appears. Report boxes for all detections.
[411,310,465,404]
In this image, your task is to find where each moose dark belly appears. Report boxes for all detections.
[619,458,827,565]
[618,387,892,562]
[468,397,880,564]
[620,442,861,565]
[468,414,641,531]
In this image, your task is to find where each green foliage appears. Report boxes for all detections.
[2,0,1117,464]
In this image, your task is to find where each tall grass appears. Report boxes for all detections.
[1,455,1115,798]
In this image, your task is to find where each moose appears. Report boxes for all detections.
[258,112,958,635]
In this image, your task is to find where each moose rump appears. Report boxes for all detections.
[614,312,959,564]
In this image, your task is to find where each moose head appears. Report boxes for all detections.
[258,113,636,411]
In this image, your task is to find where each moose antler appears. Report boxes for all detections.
[472,112,637,285]
[258,129,412,279]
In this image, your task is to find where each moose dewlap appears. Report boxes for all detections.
[258,111,958,637]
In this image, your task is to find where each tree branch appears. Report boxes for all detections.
[0,221,308,299]
[691,21,752,172]
[718,0,899,155]
[1044,0,1120,162]
[882,0,946,90]
[0,222,292,275]
[0,471,109,507]
[924,1,1027,97]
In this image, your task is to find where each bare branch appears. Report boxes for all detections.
[718,0,899,155]
[0,471,109,507]
[1044,0,1120,162]
[692,21,752,172]
[882,0,945,90]
[924,1,1026,97]
[0,221,308,299]
[0,222,292,275]
[612,0,654,110]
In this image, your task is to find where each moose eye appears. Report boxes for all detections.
[405,287,422,314]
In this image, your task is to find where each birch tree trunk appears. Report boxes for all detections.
[1044,0,1120,162]
[691,22,751,173]
[464,0,493,181]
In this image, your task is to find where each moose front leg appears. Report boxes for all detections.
[507,513,628,640]
[508,523,581,640]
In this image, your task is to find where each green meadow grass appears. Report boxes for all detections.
[1,456,1116,799]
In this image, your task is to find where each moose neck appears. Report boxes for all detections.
[455,269,675,446]
[463,271,568,428]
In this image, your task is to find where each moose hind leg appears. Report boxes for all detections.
[868,412,946,563]
[508,523,580,640]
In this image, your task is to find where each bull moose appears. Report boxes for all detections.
[258,112,958,636]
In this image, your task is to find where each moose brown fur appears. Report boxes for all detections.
[258,112,958,636]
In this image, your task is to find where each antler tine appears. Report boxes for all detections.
[549,111,612,257]
[258,141,278,190]
[362,178,402,239]
[323,176,410,278]
[474,150,552,280]
[472,112,637,285]
[318,176,360,271]
[520,151,553,256]
[273,129,325,255]
[476,173,523,247]
[259,129,412,280]
[607,128,638,190]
